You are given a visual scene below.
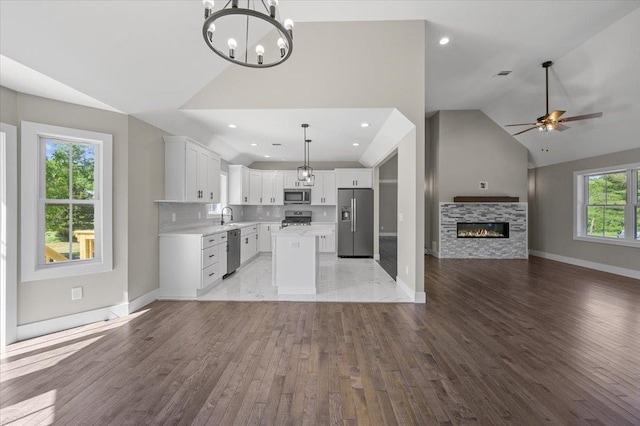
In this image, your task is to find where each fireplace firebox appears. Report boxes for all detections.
[457,222,509,238]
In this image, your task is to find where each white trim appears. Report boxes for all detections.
[414,291,426,304]
[128,289,160,313]
[373,254,380,261]
[379,232,398,237]
[17,302,129,342]
[573,235,640,248]
[1,123,18,347]
[529,250,640,281]
[379,179,398,184]
[20,121,113,282]
[396,276,415,301]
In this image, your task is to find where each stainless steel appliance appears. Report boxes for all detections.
[284,188,311,205]
[281,210,312,227]
[225,229,241,278]
[338,189,373,257]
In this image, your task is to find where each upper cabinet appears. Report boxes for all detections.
[262,171,284,205]
[164,136,220,203]
[229,165,250,205]
[311,171,336,205]
[283,171,305,188]
[335,168,373,188]
[249,170,263,205]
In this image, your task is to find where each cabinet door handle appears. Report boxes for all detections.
[209,254,215,258]
[209,239,215,243]
[245,238,248,244]
[209,272,215,277]
[210,192,213,199]
[256,234,258,240]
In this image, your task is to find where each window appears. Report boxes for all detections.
[208,172,228,217]
[575,163,640,247]
[21,121,113,281]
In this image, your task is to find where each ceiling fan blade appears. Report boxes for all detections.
[506,123,538,127]
[558,112,603,123]
[548,110,566,121]
[512,126,539,136]
[556,124,570,131]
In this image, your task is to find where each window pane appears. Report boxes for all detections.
[45,140,70,200]
[72,144,95,200]
[636,207,640,240]
[604,206,625,238]
[45,204,71,263]
[586,206,604,236]
[72,205,95,260]
[605,172,626,205]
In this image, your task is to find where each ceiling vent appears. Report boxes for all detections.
[494,71,512,77]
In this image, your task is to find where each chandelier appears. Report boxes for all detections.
[202,0,294,68]
[297,124,314,186]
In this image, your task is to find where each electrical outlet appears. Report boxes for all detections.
[71,287,83,300]
[479,181,488,190]
[323,211,327,216]
[198,211,202,219]
[381,225,384,230]
[171,213,176,222]
[399,213,404,222]
[267,211,270,216]
[405,265,409,275]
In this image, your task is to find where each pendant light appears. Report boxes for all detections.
[297,124,313,182]
[303,139,315,186]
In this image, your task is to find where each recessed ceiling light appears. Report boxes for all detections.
[250,143,258,146]
[360,122,370,128]
[439,37,450,45]
[264,155,270,158]
[228,124,237,128]
[353,143,360,146]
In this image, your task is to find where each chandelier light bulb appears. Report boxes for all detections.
[284,19,294,30]
[277,38,286,57]
[203,0,214,18]
[207,23,216,42]
[267,0,278,18]
[256,44,265,64]
[227,38,237,58]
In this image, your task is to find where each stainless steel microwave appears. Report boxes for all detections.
[284,189,311,204]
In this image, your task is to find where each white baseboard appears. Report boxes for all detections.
[16,288,161,342]
[415,292,426,303]
[379,232,398,237]
[396,276,427,303]
[17,302,128,342]
[529,250,640,280]
[373,254,380,261]
[128,288,160,313]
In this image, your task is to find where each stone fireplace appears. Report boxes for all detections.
[439,202,527,259]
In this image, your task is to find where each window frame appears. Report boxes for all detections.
[574,162,639,248]
[21,121,113,282]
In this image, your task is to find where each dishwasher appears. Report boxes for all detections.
[225,229,241,278]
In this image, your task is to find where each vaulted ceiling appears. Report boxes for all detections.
[1,1,638,167]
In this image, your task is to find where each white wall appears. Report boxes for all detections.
[183,20,426,296]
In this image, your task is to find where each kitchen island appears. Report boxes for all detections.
[272,225,328,295]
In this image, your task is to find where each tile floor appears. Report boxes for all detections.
[198,253,412,302]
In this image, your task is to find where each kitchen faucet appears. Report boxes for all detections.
[221,206,234,225]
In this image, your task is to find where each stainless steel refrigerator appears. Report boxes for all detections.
[338,188,374,257]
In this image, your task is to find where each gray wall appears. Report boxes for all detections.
[530,147,640,271]
[379,154,397,234]
[127,117,168,301]
[248,161,363,170]
[0,86,18,125]
[10,91,130,325]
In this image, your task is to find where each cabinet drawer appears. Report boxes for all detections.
[202,245,218,268]
[241,225,257,237]
[203,234,218,249]
[202,262,219,288]
[218,233,227,243]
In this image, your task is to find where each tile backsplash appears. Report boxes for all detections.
[158,203,245,232]
[241,205,337,223]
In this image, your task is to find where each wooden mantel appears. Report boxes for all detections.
[453,196,520,203]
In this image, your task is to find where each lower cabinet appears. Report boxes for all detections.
[241,226,259,264]
[159,231,227,299]
[317,224,336,253]
[259,223,281,252]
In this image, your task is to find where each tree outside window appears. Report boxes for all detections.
[586,172,626,238]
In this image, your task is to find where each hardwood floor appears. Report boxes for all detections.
[2,256,640,425]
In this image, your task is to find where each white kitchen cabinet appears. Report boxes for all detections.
[335,168,373,189]
[229,165,250,205]
[259,223,282,252]
[311,171,336,205]
[284,171,304,188]
[164,136,221,202]
[249,171,263,205]
[261,171,284,205]
[159,231,227,299]
[240,226,259,264]
[315,224,336,252]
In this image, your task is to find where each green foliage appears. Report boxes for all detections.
[44,141,95,241]
[586,172,627,237]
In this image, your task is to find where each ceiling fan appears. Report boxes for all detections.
[506,61,603,136]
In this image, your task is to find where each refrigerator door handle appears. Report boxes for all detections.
[353,198,357,232]
[350,198,354,232]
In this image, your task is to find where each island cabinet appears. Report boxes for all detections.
[311,171,336,205]
[335,168,373,188]
[315,224,336,252]
[259,223,282,252]
[159,231,227,299]
[164,136,220,203]
[228,165,250,205]
[240,224,259,264]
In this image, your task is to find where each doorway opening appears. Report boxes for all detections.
[377,153,398,279]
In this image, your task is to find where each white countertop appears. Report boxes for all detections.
[272,225,332,237]
[159,221,337,237]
